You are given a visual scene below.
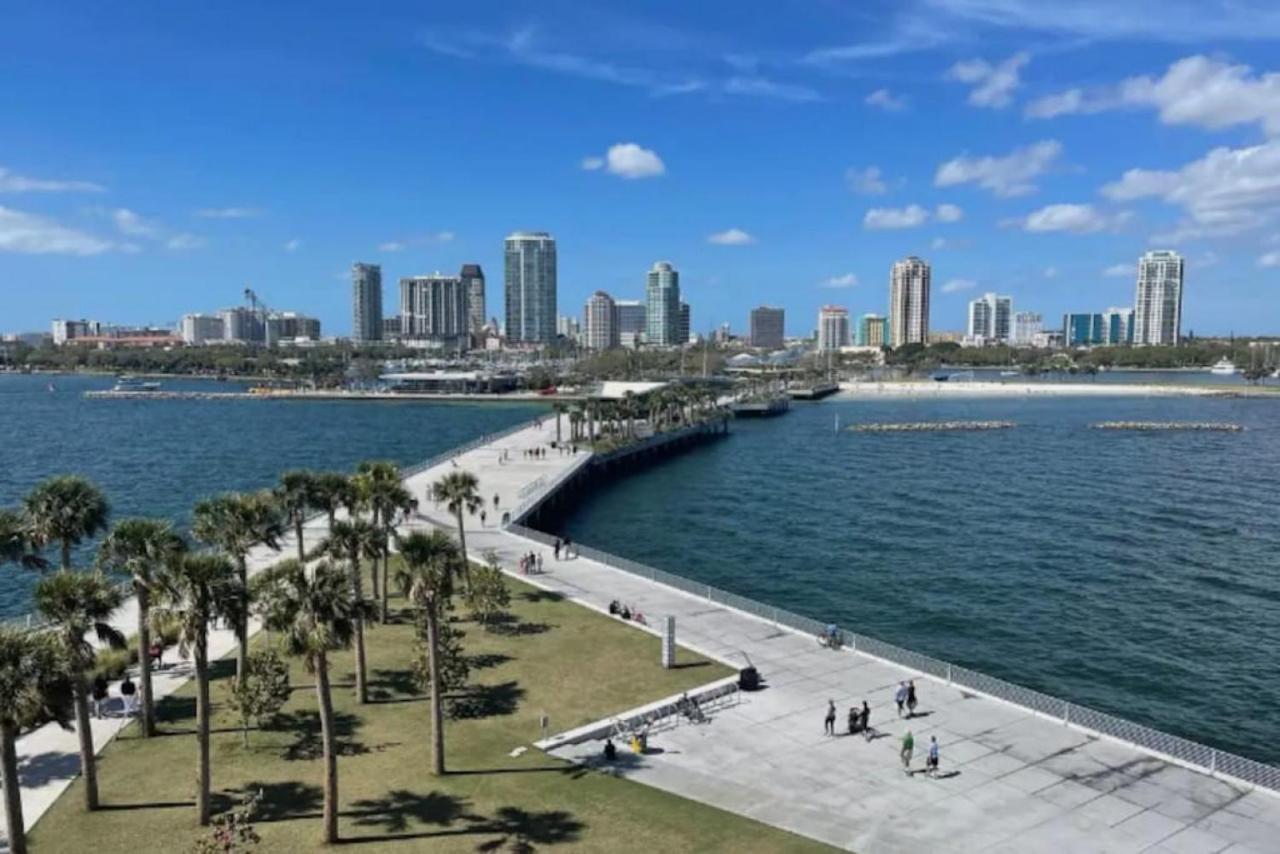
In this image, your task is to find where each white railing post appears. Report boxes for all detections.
[705,584,712,602]
[1063,701,1070,726]
[946,664,952,685]
[1210,750,1218,775]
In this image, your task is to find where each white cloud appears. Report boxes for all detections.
[723,76,822,103]
[1013,203,1124,234]
[194,207,262,219]
[0,167,104,194]
[820,273,858,289]
[845,166,887,195]
[583,143,665,179]
[283,238,302,252]
[378,241,406,252]
[931,237,951,250]
[864,204,929,229]
[946,52,1030,108]
[377,231,454,253]
[1104,263,1134,277]
[1259,251,1280,268]
[707,228,755,245]
[0,206,115,255]
[1043,266,1058,278]
[935,140,1061,197]
[865,88,907,111]
[935,203,964,222]
[1102,139,1280,239]
[111,208,160,238]
[941,278,977,293]
[167,233,207,251]
[1027,55,1280,136]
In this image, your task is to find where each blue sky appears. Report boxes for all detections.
[3,0,1280,337]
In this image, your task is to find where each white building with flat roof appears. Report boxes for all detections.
[889,257,930,347]
[817,306,851,352]
[1133,250,1184,346]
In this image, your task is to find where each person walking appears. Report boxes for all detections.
[860,701,872,741]
[480,509,487,527]
[895,682,908,718]
[824,700,837,736]
[926,735,940,778]
[906,680,918,718]
[493,493,500,509]
[900,730,915,774]
[120,675,138,716]
[554,538,562,560]
[564,536,573,559]
[847,706,858,735]
[91,675,109,719]
[536,553,543,574]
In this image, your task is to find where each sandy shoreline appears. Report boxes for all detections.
[837,380,1224,398]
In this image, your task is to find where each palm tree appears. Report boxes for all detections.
[312,472,355,532]
[34,571,126,811]
[394,529,461,776]
[192,491,283,681]
[322,518,383,704]
[22,475,111,570]
[0,627,75,854]
[430,471,481,589]
[95,518,186,738]
[151,553,242,825]
[0,508,48,571]
[277,470,318,562]
[357,462,412,623]
[552,402,567,444]
[255,559,365,845]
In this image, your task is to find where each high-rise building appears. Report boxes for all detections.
[645,261,680,346]
[1101,307,1135,346]
[584,291,619,351]
[966,292,1012,345]
[52,319,100,345]
[678,301,691,345]
[351,262,383,343]
[265,312,321,344]
[382,316,402,340]
[615,300,646,336]
[460,264,485,337]
[504,231,557,344]
[220,306,264,344]
[1063,313,1104,347]
[1011,312,1043,346]
[749,306,785,350]
[400,274,469,349]
[889,256,930,348]
[817,306,851,352]
[180,313,225,345]
[857,314,887,348]
[1133,250,1184,346]
[557,315,581,342]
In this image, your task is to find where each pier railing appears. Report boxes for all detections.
[506,522,1280,794]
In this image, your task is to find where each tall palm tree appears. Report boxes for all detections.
[192,491,283,681]
[34,571,126,811]
[0,508,48,571]
[312,472,356,532]
[552,401,567,444]
[394,529,461,776]
[431,471,481,586]
[151,553,242,825]
[322,518,383,704]
[357,462,411,623]
[255,559,364,845]
[22,475,111,570]
[95,518,185,738]
[277,470,319,562]
[0,627,75,854]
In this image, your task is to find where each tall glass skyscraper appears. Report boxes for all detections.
[504,232,557,344]
[351,262,382,342]
[645,261,680,346]
[1133,250,1184,346]
[460,263,485,337]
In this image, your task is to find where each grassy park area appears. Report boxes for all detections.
[29,571,833,852]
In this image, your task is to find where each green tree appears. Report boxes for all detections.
[192,492,283,682]
[0,628,75,854]
[412,603,469,706]
[0,507,48,571]
[464,553,510,628]
[276,470,319,562]
[192,790,262,854]
[321,518,383,703]
[34,570,126,811]
[430,470,482,590]
[254,559,366,845]
[394,529,462,775]
[357,462,413,623]
[311,472,356,532]
[22,475,111,570]
[95,518,186,738]
[225,649,291,747]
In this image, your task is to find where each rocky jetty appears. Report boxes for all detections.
[850,421,1016,433]
[1091,421,1244,432]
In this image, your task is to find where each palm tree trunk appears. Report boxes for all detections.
[295,517,305,563]
[351,554,367,705]
[195,630,211,826]
[453,510,471,591]
[61,540,71,572]
[379,534,389,624]
[1,722,27,854]
[73,678,98,810]
[235,555,249,684]
[137,588,154,737]
[426,607,445,776]
[314,651,339,844]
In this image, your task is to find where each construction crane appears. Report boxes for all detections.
[243,286,271,346]
[244,286,270,318]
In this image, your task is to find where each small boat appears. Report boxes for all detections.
[932,373,950,382]
[999,370,1019,377]
[112,376,162,392]
[1209,358,1237,376]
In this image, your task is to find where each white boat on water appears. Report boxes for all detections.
[1209,358,1237,376]
[112,375,162,392]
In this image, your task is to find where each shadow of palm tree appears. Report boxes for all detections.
[467,652,514,671]
[346,789,475,834]
[16,751,80,788]
[486,616,554,637]
[367,667,421,703]
[275,709,369,761]
[473,807,585,853]
[518,590,565,603]
[447,681,525,720]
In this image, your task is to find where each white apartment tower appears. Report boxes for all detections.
[504,231,557,344]
[967,292,1012,345]
[584,290,620,351]
[1011,312,1043,346]
[889,257,931,347]
[817,306,851,352]
[399,274,469,349]
[1133,250,1184,346]
[645,261,681,346]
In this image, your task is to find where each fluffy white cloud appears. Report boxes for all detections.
[167,233,206,251]
[1102,140,1280,239]
[283,238,302,252]
[946,52,1030,108]
[1104,263,1134,277]
[707,228,754,245]
[0,167,104,194]
[941,278,977,293]
[865,88,907,111]
[583,143,665,179]
[111,208,159,238]
[0,206,115,255]
[194,207,261,219]
[935,203,964,222]
[1013,203,1123,234]
[821,273,858,288]
[845,166,887,195]
[864,204,929,229]
[935,140,1061,197]
[1027,55,1280,136]
[1259,251,1280,268]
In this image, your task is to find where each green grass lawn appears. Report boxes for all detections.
[30,569,834,852]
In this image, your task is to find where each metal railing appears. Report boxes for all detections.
[2,578,135,634]
[506,522,1280,794]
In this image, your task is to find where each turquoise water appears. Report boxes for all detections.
[0,373,541,616]
[550,394,1280,764]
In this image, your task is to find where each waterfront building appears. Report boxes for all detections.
[1101,306,1135,346]
[817,306,851,352]
[1063,312,1104,347]
[504,231,557,344]
[857,313,887,348]
[382,315,402,340]
[645,261,681,346]
[679,301,691,345]
[1011,312,1043,347]
[180,313,224,345]
[460,263,485,339]
[928,330,964,344]
[714,322,732,344]
[966,292,1012,345]
[220,306,264,344]
[583,290,620,351]
[889,256,931,347]
[614,300,647,341]
[351,262,383,343]
[52,318,105,345]
[265,312,320,344]
[400,273,469,350]
[750,306,785,350]
[1133,250,1184,346]
[557,314,581,344]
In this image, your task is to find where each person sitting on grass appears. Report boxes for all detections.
[608,600,620,616]
[604,738,617,761]
[620,604,632,620]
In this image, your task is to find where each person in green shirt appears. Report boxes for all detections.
[900,730,914,774]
